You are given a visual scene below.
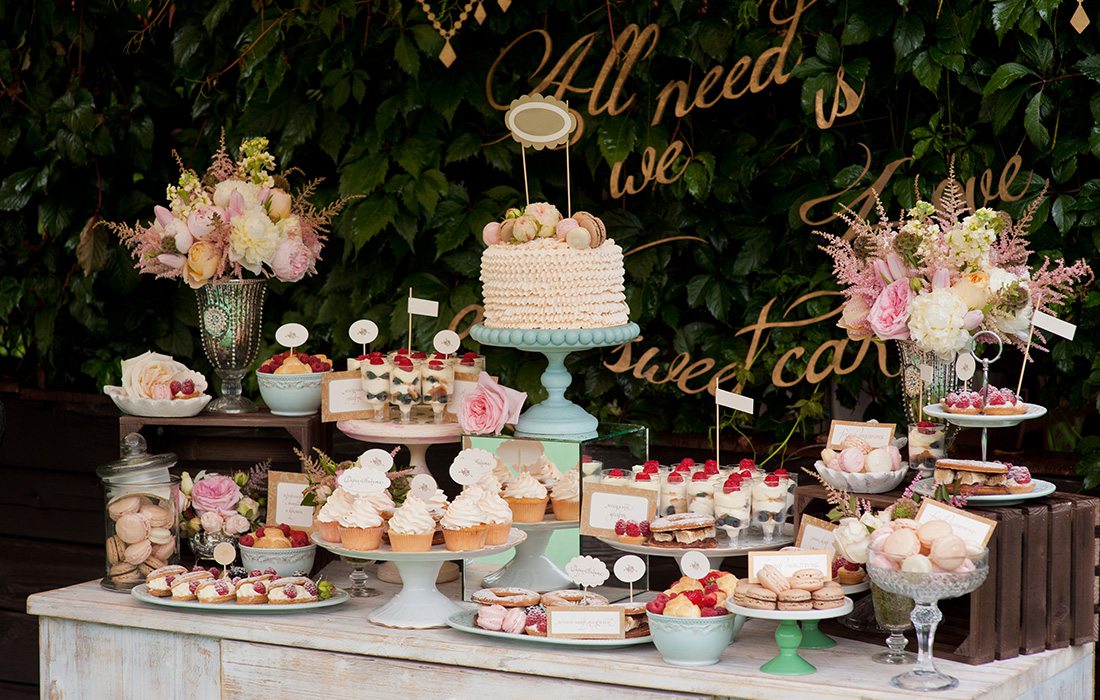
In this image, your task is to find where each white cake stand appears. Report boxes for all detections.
[312,529,526,629]
[597,524,794,570]
[481,519,577,592]
[337,418,462,475]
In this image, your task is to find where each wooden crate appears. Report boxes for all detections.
[795,483,1099,665]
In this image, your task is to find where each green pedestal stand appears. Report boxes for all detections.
[728,596,854,676]
[798,619,837,649]
[761,620,818,675]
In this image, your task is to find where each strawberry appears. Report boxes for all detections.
[703,459,719,472]
[609,468,624,477]
[738,458,755,471]
[691,471,709,482]
[239,534,256,547]
[170,380,182,395]
[634,472,652,481]
[356,354,368,361]
[675,462,692,473]
[700,607,721,617]
[667,472,684,483]
[764,474,780,487]
[682,590,704,607]
[704,583,720,594]
[646,599,666,614]
[614,519,627,536]
[739,469,753,479]
[774,467,788,478]
[701,593,717,608]
[723,482,742,494]
[643,460,660,473]
[181,379,195,395]
[625,522,641,537]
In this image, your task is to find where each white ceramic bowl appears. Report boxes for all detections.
[813,460,909,494]
[255,371,326,416]
[103,386,211,417]
[238,542,317,577]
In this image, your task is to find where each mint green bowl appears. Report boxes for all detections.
[647,611,745,666]
[255,371,325,416]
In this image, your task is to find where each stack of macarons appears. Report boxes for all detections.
[732,564,845,611]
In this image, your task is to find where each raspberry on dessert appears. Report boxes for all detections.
[643,460,660,472]
[739,469,753,479]
[304,582,319,596]
[608,468,624,477]
[774,468,788,478]
[537,620,547,633]
[191,565,206,572]
[253,582,266,594]
[679,458,695,468]
[634,472,652,481]
[189,580,201,593]
[700,607,721,617]
[625,522,641,537]
[639,521,651,536]
[208,567,220,578]
[614,519,627,536]
[284,586,298,599]
[214,581,229,595]
[239,535,255,547]
[832,557,849,578]
[843,561,861,571]
[264,567,277,576]
[763,474,779,487]
[988,392,1006,405]
[722,482,742,494]
[667,472,684,483]
[250,569,262,577]
[691,471,709,482]
[956,397,971,409]
[655,592,671,603]
[739,458,755,470]
[277,523,293,536]
[646,599,666,614]
[181,379,195,395]
[170,380,182,395]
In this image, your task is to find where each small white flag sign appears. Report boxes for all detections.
[715,389,754,414]
[408,297,439,317]
[1032,311,1076,341]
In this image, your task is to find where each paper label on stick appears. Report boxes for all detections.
[826,420,895,450]
[213,542,237,566]
[679,551,710,579]
[275,322,308,348]
[613,555,645,583]
[795,515,837,553]
[564,555,610,588]
[433,329,461,355]
[1032,310,1076,340]
[273,480,315,529]
[715,389,754,414]
[449,455,486,485]
[408,297,439,317]
[357,449,394,472]
[348,319,379,344]
[955,354,976,381]
[410,474,438,501]
[915,500,997,548]
[546,607,624,639]
[338,466,389,496]
[747,550,832,580]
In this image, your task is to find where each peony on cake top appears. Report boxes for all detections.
[478,202,630,330]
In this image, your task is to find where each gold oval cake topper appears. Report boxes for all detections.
[505,94,577,150]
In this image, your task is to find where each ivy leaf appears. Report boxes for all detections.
[989,84,1029,133]
[982,62,1032,96]
[340,155,388,196]
[395,36,419,76]
[348,196,397,251]
[1052,195,1077,233]
[394,137,436,176]
[445,132,481,164]
[698,22,732,61]
[686,274,709,306]
[893,14,924,62]
[816,34,840,64]
[0,167,43,211]
[911,51,941,92]
[682,160,710,200]
[992,0,1026,41]
[598,119,636,165]
[1076,56,1100,85]
[841,14,872,45]
[1023,91,1049,149]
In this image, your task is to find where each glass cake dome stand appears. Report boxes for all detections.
[469,322,640,440]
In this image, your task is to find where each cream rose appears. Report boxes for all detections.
[213,180,262,210]
[951,272,990,309]
[120,351,208,399]
[183,240,220,289]
[833,517,870,564]
[267,188,292,221]
[908,288,971,357]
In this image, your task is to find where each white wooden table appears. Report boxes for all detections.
[28,562,1095,700]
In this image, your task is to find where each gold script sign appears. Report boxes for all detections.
[448,291,893,396]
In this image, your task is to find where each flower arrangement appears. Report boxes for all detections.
[818,168,1092,358]
[456,373,526,435]
[296,447,411,506]
[105,134,356,288]
[178,462,268,538]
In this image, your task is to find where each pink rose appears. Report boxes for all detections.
[869,279,914,340]
[187,206,225,240]
[482,221,501,246]
[270,237,312,282]
[200,510,224,533]
[222,513,251,535]
[190,474,242,514]
[458,373,527,435]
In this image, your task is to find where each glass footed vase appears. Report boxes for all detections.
[867,550,989,691]
[869,581,916,664]
[194,279,267,413]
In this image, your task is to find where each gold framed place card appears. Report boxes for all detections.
[546,606,625,639]
[579,482,658,538]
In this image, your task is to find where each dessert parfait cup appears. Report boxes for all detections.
[867,549,989,691]
[907,422,946,473]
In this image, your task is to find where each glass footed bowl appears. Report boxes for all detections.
[867,549,989,692]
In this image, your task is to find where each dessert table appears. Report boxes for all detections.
[29,562,1094,699]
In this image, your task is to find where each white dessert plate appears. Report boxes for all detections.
[913,478,1056,506]
[131,584,348,612]
[104,386,211,418]
[597,523,794,558]
[841,580,870,595]
[923,403,1047,428]
[311,528,526,561]
[813,460,908,494]
[446,610,652,647]
[726,596,853,620]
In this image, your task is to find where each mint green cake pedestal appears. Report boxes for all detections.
[469,323,640,440]
[727,597,854,675]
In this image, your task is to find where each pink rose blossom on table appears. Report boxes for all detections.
[458,373,527,435]
[200,510,224,533]
[190,474,242,514]
[868,279,914,340]
[222,513,251,535]
[270,237,313,282]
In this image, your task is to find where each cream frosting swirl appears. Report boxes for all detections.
[476,487,513,525]
[551,468,580,502]
[359,489,395,513]
[410,487,449,511]
[523,457,560,485]
[440,492,486,530]
[317,488,355,523]
[503,472,547,500]
[339,498,383,528]
[387,497,435,535]
[478,471,502,494]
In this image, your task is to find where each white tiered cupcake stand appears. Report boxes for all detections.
[337,418,462,476]
[480,519,577,592]
[312,529,526,628]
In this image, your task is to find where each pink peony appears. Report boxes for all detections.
[482,221,501,245]
[200,510,224,533]
[190,474,242,514]
[270,237,312,282]
[187,206,225,240]
[222,512,251,535]
[457,373,527,435]
[869,279,914,340]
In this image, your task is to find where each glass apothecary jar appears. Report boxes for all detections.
[95,433,180,591]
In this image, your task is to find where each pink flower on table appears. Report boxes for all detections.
[200,510,224,533]
[270,237,312,282]
[869,278,914,340]
[222,513,251,535]
[190,474,242,514]
[458,373,527,435]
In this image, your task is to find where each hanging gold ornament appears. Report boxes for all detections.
[498,0,511,11]
[474,1,486,24]
[418,0,480,67]
[1071,0,1090,33]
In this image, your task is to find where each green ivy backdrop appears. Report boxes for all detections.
[1,1,1098,479]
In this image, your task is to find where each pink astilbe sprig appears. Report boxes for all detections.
[901,472,922,499]
[1028,256,1095,317]
[205,130,236,182]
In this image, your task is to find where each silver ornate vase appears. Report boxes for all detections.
[896,340,960,424]
[194,279,267,414]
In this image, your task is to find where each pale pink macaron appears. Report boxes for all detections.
[501,607,526,634]
[837,447,866,473]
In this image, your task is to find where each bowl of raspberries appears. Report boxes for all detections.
[645,570,745,666]
[238,523,316,577]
